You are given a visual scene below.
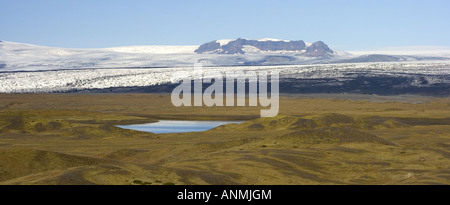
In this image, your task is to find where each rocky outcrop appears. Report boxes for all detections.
[220,38,246,54]
[245,39,306,52]
[303,41,334,57]
[194,41,221,54]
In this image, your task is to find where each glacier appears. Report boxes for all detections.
[1,40,450,94]
[1,61,449,93]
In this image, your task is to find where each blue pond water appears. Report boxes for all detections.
[116,120,243,134]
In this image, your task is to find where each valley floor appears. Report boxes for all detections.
[0,93,449,184]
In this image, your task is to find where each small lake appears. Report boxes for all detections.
[116,120,243,134]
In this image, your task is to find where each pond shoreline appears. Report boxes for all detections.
[116,120,244,134]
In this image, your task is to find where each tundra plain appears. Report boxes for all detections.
[0,93,449,185]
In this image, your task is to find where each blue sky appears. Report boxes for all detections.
[1,0,449,50]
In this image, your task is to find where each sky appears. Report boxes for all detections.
[1,0,449,50]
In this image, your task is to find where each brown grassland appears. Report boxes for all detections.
[0,93,449,185]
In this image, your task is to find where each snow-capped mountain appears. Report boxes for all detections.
[195,38,335,57]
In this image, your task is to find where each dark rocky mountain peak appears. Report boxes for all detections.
[194,40,220,54]
[303,41,334,57]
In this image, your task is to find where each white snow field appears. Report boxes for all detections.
[348,46,450,57]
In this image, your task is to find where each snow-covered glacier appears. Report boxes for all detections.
[1,61,449,93]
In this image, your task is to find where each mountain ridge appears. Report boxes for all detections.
[195,38,335,57]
